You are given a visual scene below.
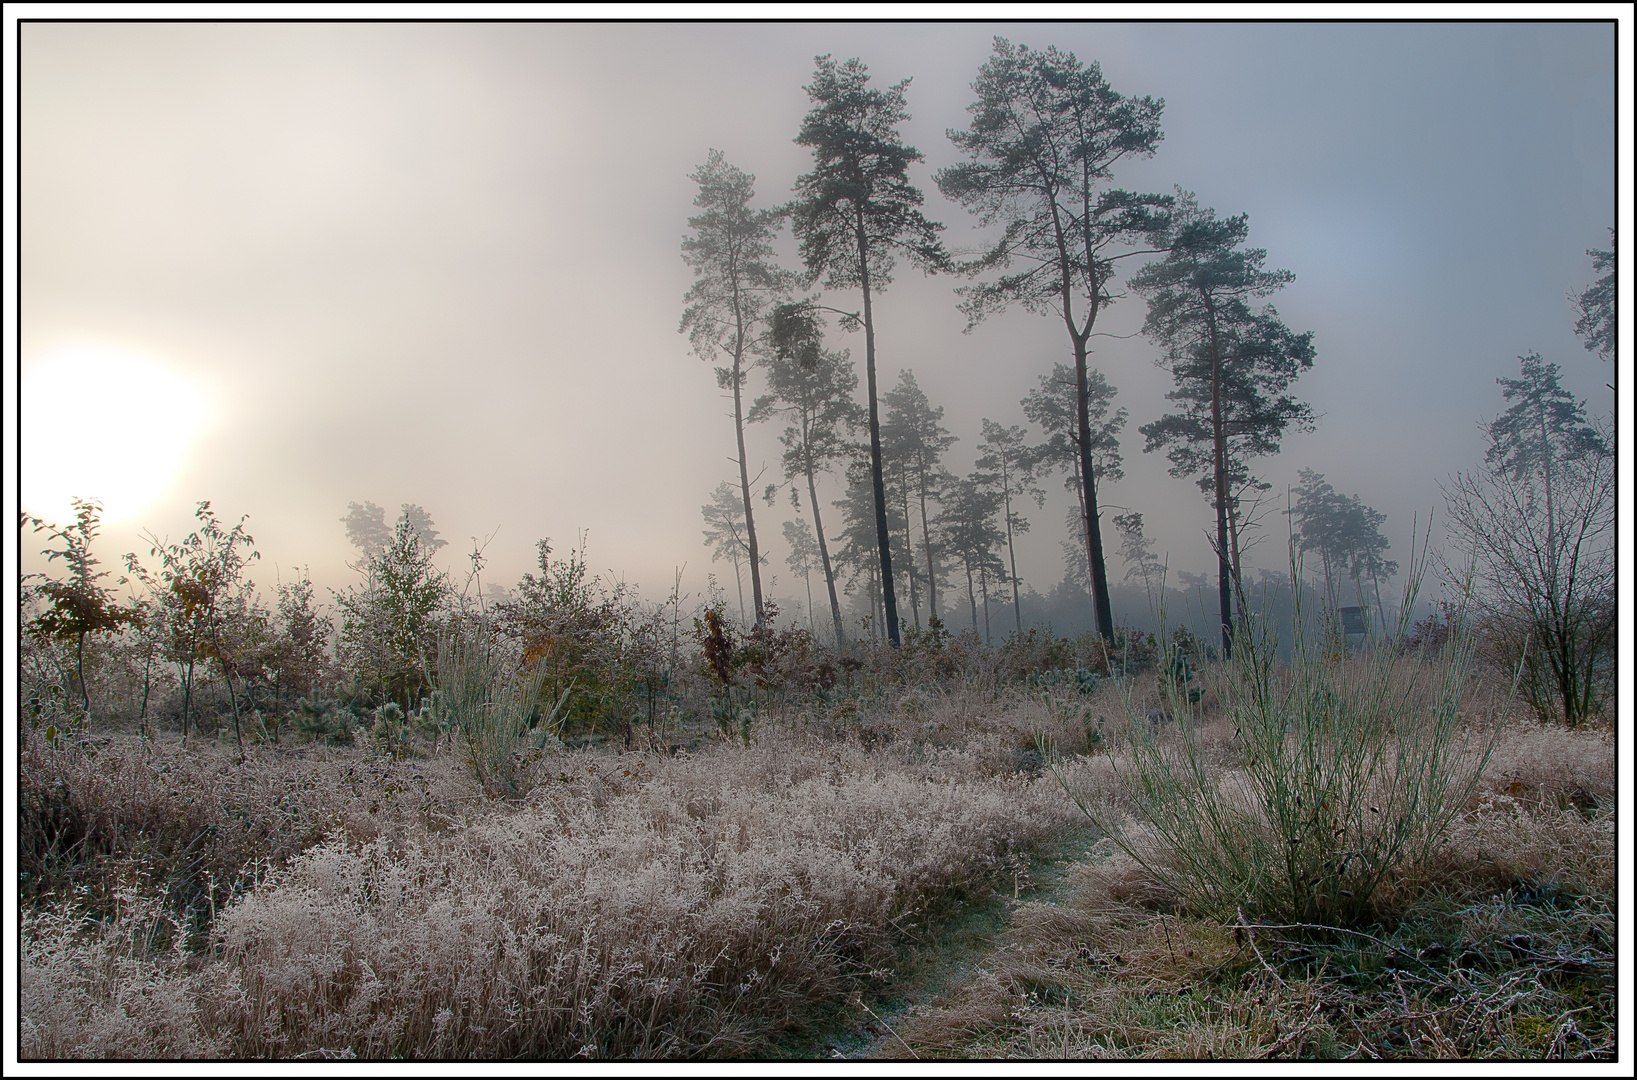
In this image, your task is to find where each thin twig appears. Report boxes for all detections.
[857,997,918,1060]
[1237,907,1289,990]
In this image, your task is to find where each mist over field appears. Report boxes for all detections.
[13,16,1626,1064]
[18,20,1617,630]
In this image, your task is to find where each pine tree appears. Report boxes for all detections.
[974,420,1046,635]
[782,516,824,637]
[1132,191,1316,655]
[701,481,759,625]
[1290,470,1397,626]
[681,150,789,626]
[1022,362,1125,617]
[939,37,1167,641]
[937,475,1007,638]
[882,370,957,625]
[788,55,947,646]
[753,305,862,646]
[1112,511,1165,595]
[1572,229,1615,363]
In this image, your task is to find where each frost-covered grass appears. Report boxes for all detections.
[19,689,1078,1060]
[879,683,1617,1061]
[18,653,1616,1061]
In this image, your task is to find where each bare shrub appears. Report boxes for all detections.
[1058,548,1494,927]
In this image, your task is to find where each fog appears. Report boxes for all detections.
[17,20,1619,631]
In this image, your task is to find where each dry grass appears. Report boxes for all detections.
[19,714,1079,1060]
[880,684,1617,1061]
[19,651,1616,1062]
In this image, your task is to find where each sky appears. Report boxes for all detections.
[14,16,1624,625]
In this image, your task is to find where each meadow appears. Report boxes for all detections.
[17,605,1617,1061]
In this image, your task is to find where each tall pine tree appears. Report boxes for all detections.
[939,37,1167,642]
[752,305,862,647]
[788,55,947,647]
[882,370,956,626]
[681,150,789,626]
[1132,191,1316,656]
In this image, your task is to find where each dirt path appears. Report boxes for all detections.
[780,827,1100,1061]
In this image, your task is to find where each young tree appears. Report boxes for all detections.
[681,150,790,626]
[492,536,636,736]
[752,305,861,646]
[1112,511,1165,595]
[1131,190,1316,656]
[832,458,911,640]
[936,474,1007,637]
[701,481,760,625]
[974,419,1047,635]
[783,516,823,638]
[333,509,451,710]
[1572,229,1615,363]
[23,498,141,716]
[132,501,261,749]
[1022,362,1126,616]
[268,570,332,709]
[882,370,957,625]
[939,37,1168,642]
[788,54,948,647]
[1444,360,1612,724]
[882,445,923,626]
[398,503,447,555]
[1290,469,1351,611]
[1486,352,1609,542]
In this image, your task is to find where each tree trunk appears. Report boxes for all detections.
[75,631,89,716]
[858,212,900,647]
[220,652,245,756]
[1069,450,1095,615]
[1001,458,1023,637]
[1048,184,1114,643]
[803,566,815,635]
[900,468,920,627]
[965,554,978,632]
[181,659,194,744]
[1226,488,1251,631]
[917,457,939,620]
[980,565,992,644]
[139,641,153,728]
[1204,298,1234,658]
[870,558,882,639]
[730,548,746,625]
[804,447,847,648]
[1072,336,1116,642]
[732,345,765,626]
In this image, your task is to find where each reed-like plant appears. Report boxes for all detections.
[1057,529,1494,926]
[433,633,566,795]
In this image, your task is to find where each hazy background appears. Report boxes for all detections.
[18,20,1619,626]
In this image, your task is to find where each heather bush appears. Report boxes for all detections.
[19,713,1077,1060]
[201,740,1071,1059]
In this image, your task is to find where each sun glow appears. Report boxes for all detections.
[22,345,211,526]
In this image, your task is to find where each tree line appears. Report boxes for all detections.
[19,42,1614,735]
[682,39,1324,655]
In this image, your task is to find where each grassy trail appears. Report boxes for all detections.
[781,826,1104,1061]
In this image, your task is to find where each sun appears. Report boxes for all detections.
[21,345,211,526]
